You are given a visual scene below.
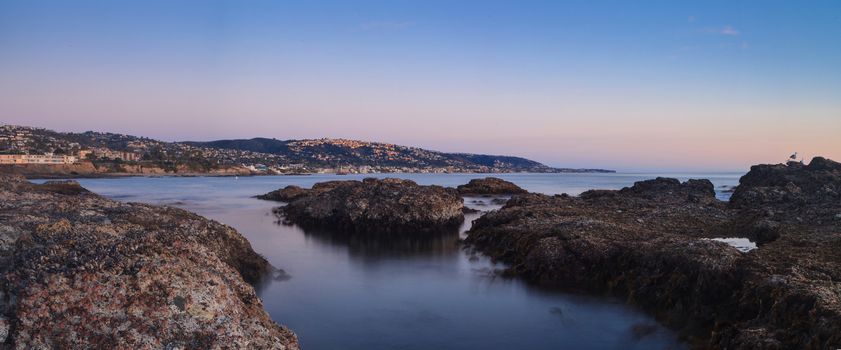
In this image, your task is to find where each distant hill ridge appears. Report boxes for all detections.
[186,137,613,173]
[0,124,613,173]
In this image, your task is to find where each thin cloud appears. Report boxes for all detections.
[720,25,740,36]
[360,21,415,31]
[701,25,741,36]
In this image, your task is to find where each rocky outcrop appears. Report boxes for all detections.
[273,178,464,233]
[0,174,298,349]
[716,157,841,348]
[257,185,310,202]
[456,177,528,195]
[730,157,841,220]
[256,181,361,202]
[466,166,841,349]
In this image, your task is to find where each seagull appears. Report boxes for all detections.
[789,152,798,161]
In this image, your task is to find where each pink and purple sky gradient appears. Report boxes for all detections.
[1,0,839,171]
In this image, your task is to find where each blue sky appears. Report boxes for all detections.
[1,0,840,171]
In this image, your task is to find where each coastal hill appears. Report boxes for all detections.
[0,125,613,174]
[187,137,612,173]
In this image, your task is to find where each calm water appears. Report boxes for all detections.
[41,172,741,349]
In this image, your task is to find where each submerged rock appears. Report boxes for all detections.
[0,174,298,349]
[456,177,528,195]
[466,166,841,349]
[275,178,464,233]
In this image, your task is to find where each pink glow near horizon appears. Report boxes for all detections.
[5,75,839,171]
[2,1,840,171]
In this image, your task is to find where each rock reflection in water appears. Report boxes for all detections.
[293,226,462,260]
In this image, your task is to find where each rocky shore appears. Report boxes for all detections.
[465,158,841,349]
[0,162,255,179]
[264,178,465,233]
[0,175,298,349]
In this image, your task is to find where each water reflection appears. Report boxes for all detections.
[254,266,294,296]
[295,226,462,260]
[265,200,492,262]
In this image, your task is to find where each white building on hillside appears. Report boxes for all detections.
[0,153,78,164]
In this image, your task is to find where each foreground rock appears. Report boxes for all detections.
[266,178,464,233]
[0,175,298,349]
[467,160,841,349]
[456,177,528,195]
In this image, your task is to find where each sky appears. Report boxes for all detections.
[1,0,840,171]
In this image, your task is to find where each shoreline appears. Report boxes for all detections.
[0,164,618,180]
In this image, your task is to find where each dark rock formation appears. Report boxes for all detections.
[730,157,841,220]
[466,164,841,349]
[275,178,464,233]
[457,177,528,195]
[257,185,310,202]
[716,157,841,348]
[0,174,298,349]
[258,181,355,202]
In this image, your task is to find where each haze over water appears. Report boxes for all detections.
[50,172,740,349]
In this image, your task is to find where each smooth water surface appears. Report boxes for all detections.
[47,172,741,349]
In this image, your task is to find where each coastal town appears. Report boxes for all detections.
[0,125,137,165]
[0,124,612,176]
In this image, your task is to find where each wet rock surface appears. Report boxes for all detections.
[456,177,528,195]
[0,174,298,349]
[466,160,841,349]
[268,178,465,233]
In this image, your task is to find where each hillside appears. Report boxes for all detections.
[0,125,613,174]
[187,138,612,173]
